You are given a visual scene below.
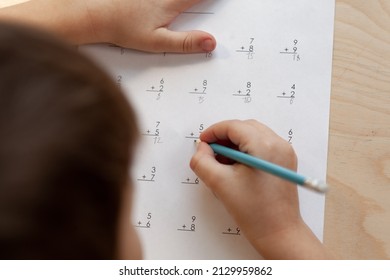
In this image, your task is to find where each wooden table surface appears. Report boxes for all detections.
[325,0,390,259]
[1,0,390,259]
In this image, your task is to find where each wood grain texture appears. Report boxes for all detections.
[1,0,390,259]
[326,0,390,259]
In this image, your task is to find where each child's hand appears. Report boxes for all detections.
[84,0,216,53]
[190,120,300,243]
[0,0,216,53]
[190,120,332,259]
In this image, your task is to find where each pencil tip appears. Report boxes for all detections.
[304,178,329,193]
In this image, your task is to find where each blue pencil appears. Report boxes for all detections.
[205,142,328,193]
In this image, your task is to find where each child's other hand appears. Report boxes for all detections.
[85,0,216,53]
[0,0,216,53]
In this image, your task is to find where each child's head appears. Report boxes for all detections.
[0,22,141,259]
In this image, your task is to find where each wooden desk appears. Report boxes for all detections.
[325,0,390,259]
[1,0,390,259]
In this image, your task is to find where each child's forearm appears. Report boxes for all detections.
[0,0,95,45]
[252,220,335,259]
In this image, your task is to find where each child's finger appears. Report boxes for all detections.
[190,141,231,191]
[199,120,266,150]
[164,0,203,12]
[151,28,216,53]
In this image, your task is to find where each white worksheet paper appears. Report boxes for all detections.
[81,0,335,259]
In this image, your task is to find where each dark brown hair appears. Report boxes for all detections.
[0,22,138,259]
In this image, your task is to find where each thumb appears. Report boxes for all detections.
[190,142,228,191]
[152,28,216,53]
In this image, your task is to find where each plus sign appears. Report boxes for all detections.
[182,225,187,229]
[285,48,289,52]
[227,228,232,232]
[138,221,142,226]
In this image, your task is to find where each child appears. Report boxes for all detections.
[0,0,333,259]
[0,21,141,259]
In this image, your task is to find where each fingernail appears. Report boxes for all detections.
[201,39,215,52]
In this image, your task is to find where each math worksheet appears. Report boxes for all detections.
[81,0,335,259]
